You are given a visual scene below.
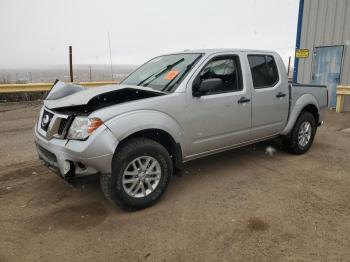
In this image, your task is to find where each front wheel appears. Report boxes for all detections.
[283,111,316,155]
[100,138,172,210]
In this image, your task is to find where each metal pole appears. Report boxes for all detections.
[28,72,32,83]
[89,66,92,81]
[69,46,73,82]
[287,56,291,78]
[108,32,114,81]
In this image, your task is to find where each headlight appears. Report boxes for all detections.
[67,117,103,140]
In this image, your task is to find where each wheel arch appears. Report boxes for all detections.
[301,104,319,124]
[281,94,320,136]
[105,110,185,171]
[117,128,183,172]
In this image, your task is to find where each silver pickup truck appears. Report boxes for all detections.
[34,49,328,209]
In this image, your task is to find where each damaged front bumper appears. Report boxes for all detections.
[34,118,119,178]
[34,80,161,179]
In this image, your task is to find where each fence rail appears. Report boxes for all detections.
[0,81,118,94]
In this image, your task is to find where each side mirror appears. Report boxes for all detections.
[193,78,223,97]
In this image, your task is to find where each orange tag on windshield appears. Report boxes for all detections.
[164,70,179,80]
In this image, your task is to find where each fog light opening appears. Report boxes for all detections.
[63,160,75,178]
[63,161,71,174]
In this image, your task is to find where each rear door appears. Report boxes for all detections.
[247,54,289,139]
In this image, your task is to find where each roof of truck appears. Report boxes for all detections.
[180,48,277,54]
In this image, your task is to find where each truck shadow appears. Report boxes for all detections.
[56,137,285,212]
[15,137,287,233]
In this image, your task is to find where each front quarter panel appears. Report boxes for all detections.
[104,110,186,154]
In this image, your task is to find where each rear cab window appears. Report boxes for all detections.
[247,54,279,89]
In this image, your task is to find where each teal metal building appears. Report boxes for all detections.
[294,0,350,110]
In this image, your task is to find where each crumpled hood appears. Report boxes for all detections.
[44,82,166,112]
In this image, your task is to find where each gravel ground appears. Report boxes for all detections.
[1,101,350,262]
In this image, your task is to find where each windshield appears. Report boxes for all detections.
[121,53,203,92]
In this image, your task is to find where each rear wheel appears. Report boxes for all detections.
[100,138,172,210]
[283,111,316,155]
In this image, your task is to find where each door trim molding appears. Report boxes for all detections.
[184,134,278,162]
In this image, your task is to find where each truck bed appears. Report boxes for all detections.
[291,83,328,123]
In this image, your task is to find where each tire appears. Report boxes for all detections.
[283,111,316,155]
[100,138,172,210]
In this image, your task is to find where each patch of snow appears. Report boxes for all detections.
[265,146,276,156]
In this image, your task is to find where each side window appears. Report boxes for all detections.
[248,55,279,89]
[196,56,243,94]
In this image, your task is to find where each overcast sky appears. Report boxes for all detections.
[0,0,299,68]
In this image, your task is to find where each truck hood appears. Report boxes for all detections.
[44,82,166,113]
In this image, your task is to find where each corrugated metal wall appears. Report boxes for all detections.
[296,0,350,109]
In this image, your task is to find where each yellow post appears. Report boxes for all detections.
[336,94,344,113]
[336,85,350,113]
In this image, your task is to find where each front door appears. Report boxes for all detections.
[186,54,251,157]
[312,46,344,108]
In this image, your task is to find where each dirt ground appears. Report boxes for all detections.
[1,101,350,262]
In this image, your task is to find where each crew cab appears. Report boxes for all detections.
[34,49,328,209]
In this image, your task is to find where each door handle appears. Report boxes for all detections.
[237,96,251,104]
[276,92,286,98]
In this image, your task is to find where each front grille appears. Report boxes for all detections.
[58,118,69,135]
[38,108,71,140]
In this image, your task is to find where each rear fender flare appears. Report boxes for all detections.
[280,94,319,135]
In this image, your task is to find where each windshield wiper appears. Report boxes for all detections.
[137,58,185,87]
[162,55,202,92]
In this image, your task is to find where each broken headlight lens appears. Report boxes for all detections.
[67,117,89,140]
[67,117,104,140]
